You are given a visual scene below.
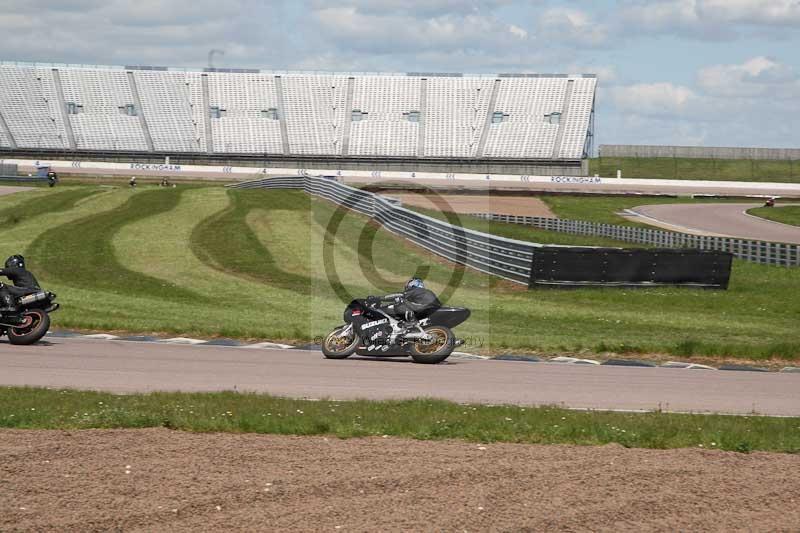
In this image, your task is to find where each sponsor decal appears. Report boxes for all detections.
[351,309,362,316]
[129,163,182,172]
[362,318,388,329]
[550,176,602,184]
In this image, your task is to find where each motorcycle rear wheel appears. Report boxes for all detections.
[409,325,454,364]
[8,309,50,345]
[322,326,359,359]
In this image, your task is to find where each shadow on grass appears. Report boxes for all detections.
[0,187,100,229]
[190,188,314,293]
[26,187,206,303]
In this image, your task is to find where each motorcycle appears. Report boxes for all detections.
[321,294,470,364]
[0,285,58,345]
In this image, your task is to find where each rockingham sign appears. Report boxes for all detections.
[3,158,800,196]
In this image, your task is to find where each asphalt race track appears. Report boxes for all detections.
[1,337,798,416]
[629,203,800,243]
[0,186,28,197]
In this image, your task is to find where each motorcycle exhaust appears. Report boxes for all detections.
[17,291,48,306]
[403,332,431,341]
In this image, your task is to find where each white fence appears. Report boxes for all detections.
[229,176,541,284]
[470,213,800,267]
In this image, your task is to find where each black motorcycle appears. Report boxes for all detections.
[322,294,470,364]
[0,285,58,345]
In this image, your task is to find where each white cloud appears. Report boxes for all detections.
[697,56,800,98]
[620,0,800,39]
[508,24,528,39]
[609,82,696,116]
[537,7,609,46]
[312,0,515,16]
[698,0,800,25]
[312,6,524,54]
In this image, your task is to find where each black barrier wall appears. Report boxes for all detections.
[529,248,733,289]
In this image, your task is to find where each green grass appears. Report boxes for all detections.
[590,157,800,183]
[27,186,204,302]
[748,206,800,227]
[1,387,798,453]
[2,185,800,359]
[0,186,101,227]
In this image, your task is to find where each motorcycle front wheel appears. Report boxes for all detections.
[8,309,50,345]
[409,325,455,364]
[321,325,359,359]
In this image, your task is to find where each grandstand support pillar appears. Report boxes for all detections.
[201,74,214,154]
[475,78,500,158]
[127,71,155,152]
[0,110,18,149]
[341,77,355,156]
[417,78,427,158]
[51,69,76,150]
[551,79,574,159]
[274,76,291,155]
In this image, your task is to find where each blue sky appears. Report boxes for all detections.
[1,0,798,150]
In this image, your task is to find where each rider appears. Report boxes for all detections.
[0,255,41,317]
[397,278,440,319]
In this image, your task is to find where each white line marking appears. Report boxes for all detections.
[161,337,209,345]
[241,342,296,350]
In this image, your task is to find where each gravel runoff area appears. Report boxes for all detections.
[2,428,799,532]
[0,186,30,197]
[385,193,557,217]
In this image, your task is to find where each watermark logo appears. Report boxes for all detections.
[319,181,467,305]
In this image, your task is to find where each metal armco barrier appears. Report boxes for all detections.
[229,176,538,285]
[228,176,735,287]
[0,175,46,183]
[470,213,800,268]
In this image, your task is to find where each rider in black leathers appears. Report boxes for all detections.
[356,278,441,345]
[365,278,441,321]
[396,278,440,318]
[0,255,41,316]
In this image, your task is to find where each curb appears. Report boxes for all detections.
[43,331,800,371]
[44,331,483,360]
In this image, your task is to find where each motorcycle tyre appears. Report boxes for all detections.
[409,325,455,364]
[8,309,50,345]
[322,326,360,359]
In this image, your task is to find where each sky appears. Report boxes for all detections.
[1,0,799,151]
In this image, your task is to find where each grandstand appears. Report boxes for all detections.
[0,62,596,175]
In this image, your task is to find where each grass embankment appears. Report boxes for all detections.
[748,206,800,227]
[590,157,800,183]
[1,185,800,359]
[409,206,632,247]
[1,388,798,453]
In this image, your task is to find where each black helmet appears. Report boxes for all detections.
[405,277,424,290]
[5,255,24,269]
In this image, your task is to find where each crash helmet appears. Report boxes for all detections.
[405,277,425,290]
[4,254,24,269]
